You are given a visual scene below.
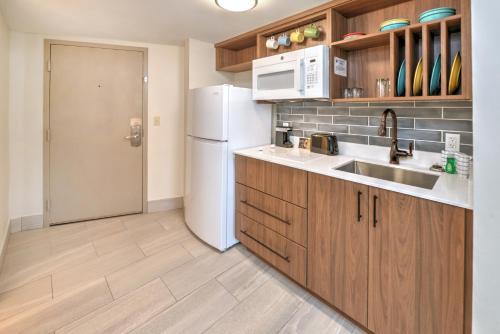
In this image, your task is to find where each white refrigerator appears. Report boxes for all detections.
[185,85,272,251]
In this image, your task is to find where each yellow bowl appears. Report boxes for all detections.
[380,18,410,28]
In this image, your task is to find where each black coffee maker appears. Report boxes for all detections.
[275,125,294,148]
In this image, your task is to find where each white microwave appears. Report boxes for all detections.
[252,45,330,100]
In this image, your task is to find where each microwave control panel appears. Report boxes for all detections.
[305,57,320,89]
[303,45,329,98]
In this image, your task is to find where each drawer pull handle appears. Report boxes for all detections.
[373,195,378,228]
[240,229,290,262]
[240,200,291,225]
[357,191,362,222]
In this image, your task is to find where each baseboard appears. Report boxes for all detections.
[147,197,183,213]
[0,219,11,273]
[9,214,43,234]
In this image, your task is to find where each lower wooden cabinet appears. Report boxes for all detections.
[307,173,369,326]
[368,187,466,334]
[308,172,467,334]
[236,212,307,286]
[234,157,469,334]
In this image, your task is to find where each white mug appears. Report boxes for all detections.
[266,37,279,49]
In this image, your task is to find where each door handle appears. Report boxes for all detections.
[125,123,142,147]
[357,191,362,222]
[373,195,378,228]
[124,134,140,140]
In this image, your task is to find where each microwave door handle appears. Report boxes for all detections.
[294,59,304,93]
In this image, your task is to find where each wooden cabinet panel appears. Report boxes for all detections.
[236,212,307,286]
[235,156,307,208]
[236,184,308,247]
[368,187,465,334]
[368,187,419,333]
[307,173,369,326]
[417,199,465,334]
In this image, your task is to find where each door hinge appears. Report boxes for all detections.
[47,60,51,72]
[143,76,148,83]
[45,199,50,212]
[45,129,51,142]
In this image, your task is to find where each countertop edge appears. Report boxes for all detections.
[234,149,473,211]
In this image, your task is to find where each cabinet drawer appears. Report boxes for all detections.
[236,184,307,247]
[236,212,306,286]
[235,155,307,208]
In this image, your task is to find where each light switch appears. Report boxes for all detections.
[153,116,161,126]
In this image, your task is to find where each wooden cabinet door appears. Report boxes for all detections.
[307,173,369,326]
[368,187,465,334]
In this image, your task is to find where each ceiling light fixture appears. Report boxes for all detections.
[215,0,258,12]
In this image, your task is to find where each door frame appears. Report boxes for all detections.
[43,39,149,227]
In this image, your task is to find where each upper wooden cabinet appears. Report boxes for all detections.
[215,0,472,101]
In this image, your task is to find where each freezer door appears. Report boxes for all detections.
[184,136,228,250]
[187,85,229,141]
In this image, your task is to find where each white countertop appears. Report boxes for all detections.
[234,143,473,210]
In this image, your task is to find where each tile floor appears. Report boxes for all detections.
[0,209,365,334]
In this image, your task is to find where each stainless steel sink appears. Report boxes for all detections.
[335,161,439,190]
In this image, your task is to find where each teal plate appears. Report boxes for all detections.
[419,7,456,23]
[430,54,441,95]
[380,22,409,32]
[397,59,406,97]
[419,12,455,23]
[419,7,456,18]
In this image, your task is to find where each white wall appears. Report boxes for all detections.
[186,38,234,89]
[472,2,500,333]
[9,32,185,219]
[0,11,10,247]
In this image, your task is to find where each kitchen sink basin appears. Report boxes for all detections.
[335,161,439,190]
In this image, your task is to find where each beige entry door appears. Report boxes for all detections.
[47,43,146,225]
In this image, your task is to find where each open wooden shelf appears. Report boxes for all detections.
[217,61,252,73]
[330,10,469,101]
[332,94,467,103]
[331,15,461,51]
[214,0,471,102]
[332,32,390,51]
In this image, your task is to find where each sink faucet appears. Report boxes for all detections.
[378,109,413,164]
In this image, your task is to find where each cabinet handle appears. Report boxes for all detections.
[240,229,290,262]
[373,195,378,228]
[357,191,363,222]
[240,200,291,225]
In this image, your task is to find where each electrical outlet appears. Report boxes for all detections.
[445,133,460,152]
[153,116,161,126]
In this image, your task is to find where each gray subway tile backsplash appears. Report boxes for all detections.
[318,107,349,115]
[291,107,317,115]
[273,100,474,155]
[304,115,333,124]
[335,134,369,145]
[292,122,318,130]
[415,141,446,153]
[350,126,380,136]
[318,124,349,133]
[369,117,415,129]
[334,116,368,126]
[443,108,473,119]
[415,100,472,107]
[279,114,304,122]
[415,119,473,132]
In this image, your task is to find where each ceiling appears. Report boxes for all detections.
[0,0,330,45]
